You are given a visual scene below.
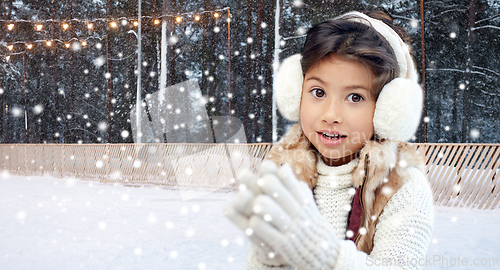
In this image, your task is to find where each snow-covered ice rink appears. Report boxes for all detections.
[1,175,499,269]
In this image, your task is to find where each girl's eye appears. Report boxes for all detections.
[311,88,325,98]
[347,93,364,103]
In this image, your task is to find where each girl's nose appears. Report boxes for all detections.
[321,101,343,124]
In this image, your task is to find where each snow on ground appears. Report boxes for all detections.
[1,174,499,269]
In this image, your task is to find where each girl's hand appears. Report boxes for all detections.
[226,161,340,269]
[249,162,340,269]
[224,160,289,267]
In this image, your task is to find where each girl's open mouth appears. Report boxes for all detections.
[318,131,347,146]
[320,132,346,140]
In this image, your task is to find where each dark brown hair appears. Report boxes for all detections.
[301,11,410,99]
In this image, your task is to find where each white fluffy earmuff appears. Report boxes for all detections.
[274,11,423,142]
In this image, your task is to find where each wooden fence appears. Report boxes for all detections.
[0,143,499,209]
[415,143,500,209]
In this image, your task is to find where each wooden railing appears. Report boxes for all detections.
[1,143,499,209]
[415,144,500,209]
[0,143,273,190]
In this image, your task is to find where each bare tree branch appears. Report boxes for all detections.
[476,14,500,25]
[472,25,500,32]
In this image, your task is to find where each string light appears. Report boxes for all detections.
[1,7,230,55]
[6,56,10,61]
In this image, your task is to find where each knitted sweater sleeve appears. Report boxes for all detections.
[334,167,434,270]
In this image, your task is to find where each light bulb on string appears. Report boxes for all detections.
[8,45,14,51]
[36,24,43,31]
[6,56,10,61]
[26,44,33,50]
[110,21,118,28]
[154,19,160,25]
[214,12,220,19]
[62,23,69,30]
[81,41,87,47]
[46,41,52,47]
[176,17,182,23]
[194,15,201,21]
[133,21,139,27]
[65,43,70,49]
[87,23,93,29]
[7,24,14,31]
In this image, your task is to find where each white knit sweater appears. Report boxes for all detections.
[246,158,434,270]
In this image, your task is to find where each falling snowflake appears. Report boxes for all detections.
[96,160,104,168]
[121,193,129,201]
[147,213,157,224]
[11,106,22,117]
[185,228,195,237]
[169,36,179,45]
[71,42,81,51]
[33,104,44,115]
[410,19,419,28]
[294,0,303,7]
[98,222,106,230]
[133,160,142,168]
[470,128,480,139]
[297,26,306,35]
[121,130,129,138]
[94,56,105,67]
[98,121,108,131]
[165,221,174,229]
[220,239,229,247]
[16,211,27,220]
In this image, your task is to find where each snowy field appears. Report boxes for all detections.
[1,175,499,270]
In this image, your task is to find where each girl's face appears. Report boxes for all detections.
[300,54,376,166]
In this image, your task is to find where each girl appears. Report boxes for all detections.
[225,10,433,270]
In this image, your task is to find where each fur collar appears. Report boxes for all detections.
[266,124,425,253]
